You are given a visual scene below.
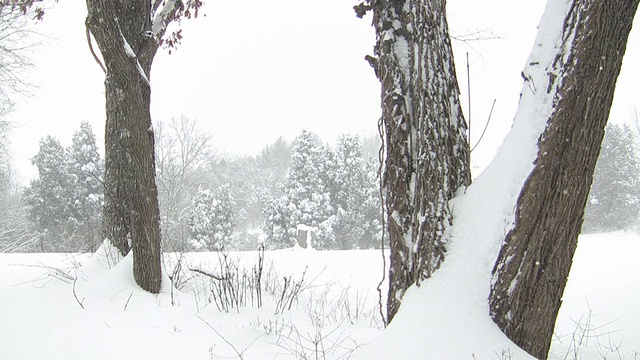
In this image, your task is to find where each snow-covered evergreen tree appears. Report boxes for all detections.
[25,124,104,252]
[67,121,103,251]
[333,135,369,249]
[287,130,335,250]
[25,136,75,251]
[263,130,335,250]
[583,123,640,232]
[188,185,236,251]
[262,195,292,249]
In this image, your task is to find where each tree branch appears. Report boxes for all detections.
[152,0,180,40]
[189,267,232,281]
[85,21,105,74]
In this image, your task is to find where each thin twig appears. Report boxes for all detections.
[123,291,133,311]
[197,315,253,359]
[72,278,85,310]
[470,99,496,153]
[189,267,232,281]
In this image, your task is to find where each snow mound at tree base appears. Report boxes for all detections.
[358,181,536,359]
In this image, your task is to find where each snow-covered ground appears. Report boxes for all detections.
[0,232,637,359]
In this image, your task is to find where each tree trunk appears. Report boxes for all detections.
[489,0,638,358]
[86,0,163,293]
[370,0,471,323]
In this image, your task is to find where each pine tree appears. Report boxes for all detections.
[286,130,335,250]
[262,195,293,249]
[583,123,640,232]
[188,185,236,251]
[262,131,336,250]
[67,121,104,251]
[333,135,369,249]
[25,136,74,251]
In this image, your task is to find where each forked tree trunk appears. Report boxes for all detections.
[369,0,471,323]
[489,0,639,358]
[86,0,164,293]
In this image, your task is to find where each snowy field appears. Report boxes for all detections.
[0,232,638,359]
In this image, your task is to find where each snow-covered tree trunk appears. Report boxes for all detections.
[85,0,194,293]
[366,0,471,322]
[489,0,639,358]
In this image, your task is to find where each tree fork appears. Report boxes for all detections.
[489,0,639,358]
[86,0,165,293]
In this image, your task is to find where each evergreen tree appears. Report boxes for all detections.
[257,138,294,249]
[25,136,74,251]
[262,195,292,249]
[24,123,104,252]
[67,121,104,251]
[263,130,335,249]
[188,185,236,251]
[333,135,369,249]
[286,130,335,250]
[583,123,640,232]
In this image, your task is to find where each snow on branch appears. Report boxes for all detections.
[151,0,203,51]
[151,0,179,38]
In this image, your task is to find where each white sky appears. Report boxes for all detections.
[5,0,639,183]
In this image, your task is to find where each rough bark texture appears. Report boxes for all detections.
[370,0,471,323]
[489,0,639,358]
[86,0,165,293]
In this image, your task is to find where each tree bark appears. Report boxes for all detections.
[86,0,165,293]
[489,0,639,358]
[370,0,471,323]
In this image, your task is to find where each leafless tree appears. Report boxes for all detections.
[155,116,214,251]
[0,2,37,117]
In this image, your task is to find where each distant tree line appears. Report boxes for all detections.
[1,117,383,252]
[1,117,637,253]
[156,118,384,252]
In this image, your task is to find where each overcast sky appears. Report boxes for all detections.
[5,1,639,183]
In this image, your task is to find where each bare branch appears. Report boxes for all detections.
[72,278,85,309]
[189,267,232,281]
[85,21,105,74]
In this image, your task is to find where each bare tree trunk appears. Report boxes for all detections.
[86,0,164,293]
[367,0,471,323]
[489,0,639,358]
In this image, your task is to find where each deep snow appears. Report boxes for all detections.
[0,231,638,359]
